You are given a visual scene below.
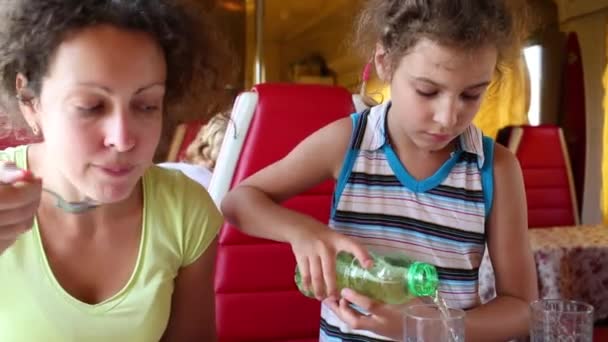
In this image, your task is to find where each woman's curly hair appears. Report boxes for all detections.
[0,0,236,159]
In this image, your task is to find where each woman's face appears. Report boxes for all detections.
[25,24,166,203]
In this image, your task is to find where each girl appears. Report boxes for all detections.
[222,0,538,341]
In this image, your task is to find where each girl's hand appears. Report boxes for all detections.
[290,227,372,300]
[325,288,427,341]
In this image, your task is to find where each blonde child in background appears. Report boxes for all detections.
[160,111,230,188]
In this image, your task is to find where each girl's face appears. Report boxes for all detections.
[21,25,166,203]
[376,38,498,152]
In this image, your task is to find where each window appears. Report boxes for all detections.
[524,45,542,125]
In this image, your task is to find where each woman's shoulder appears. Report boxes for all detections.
[143,165,219,219]
[156,162,212,189]
[145,165,211,199]
[0,145,27,160]
[0,145,29,167]
[143,165,222,266]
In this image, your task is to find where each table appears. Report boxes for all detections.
[478,225,608,320]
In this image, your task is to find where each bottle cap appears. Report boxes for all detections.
[407,262,439,296]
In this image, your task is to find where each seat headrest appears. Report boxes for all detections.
[209,83,356,205]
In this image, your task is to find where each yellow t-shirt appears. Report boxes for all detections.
[0,145,223,342]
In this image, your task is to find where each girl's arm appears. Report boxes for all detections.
[464,143,539,341]
[221,117,372,299]
[221,117,351,242]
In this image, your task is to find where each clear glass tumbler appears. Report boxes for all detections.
[404,304,465,342]
[530,299,593,342]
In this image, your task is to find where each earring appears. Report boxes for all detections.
[15,93,33,105]
[31,124,40,136]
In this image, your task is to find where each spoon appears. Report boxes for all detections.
[1,165,100,214]
[41,188,100,214]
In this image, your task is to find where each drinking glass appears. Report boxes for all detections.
[404,304,465,342]
[530,299,593,342]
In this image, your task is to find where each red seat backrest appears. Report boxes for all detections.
[0,112,42,150]
[501,125,578,228]
[176,120,206,161]
[214,83,355,341]
[594,327,608,342]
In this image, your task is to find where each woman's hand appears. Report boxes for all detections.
[0,162,41,255]
[290,227,372,300]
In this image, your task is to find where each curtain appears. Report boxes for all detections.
[474,55,530,138]
[601,24,608,224]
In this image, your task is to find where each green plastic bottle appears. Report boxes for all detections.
[294,251,439,305]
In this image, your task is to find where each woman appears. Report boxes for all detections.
[0,1,223,341]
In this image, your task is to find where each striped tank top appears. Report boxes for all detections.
[320,102,494,341]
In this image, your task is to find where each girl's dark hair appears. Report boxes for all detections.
[0,0,236,159]
[354,0,529,74]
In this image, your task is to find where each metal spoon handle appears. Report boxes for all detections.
[42,188,100,214]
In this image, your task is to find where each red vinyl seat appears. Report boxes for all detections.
[594,326,608,342]
[0,112,42,150]
[209,83,360,341]
[496,125,579,228]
